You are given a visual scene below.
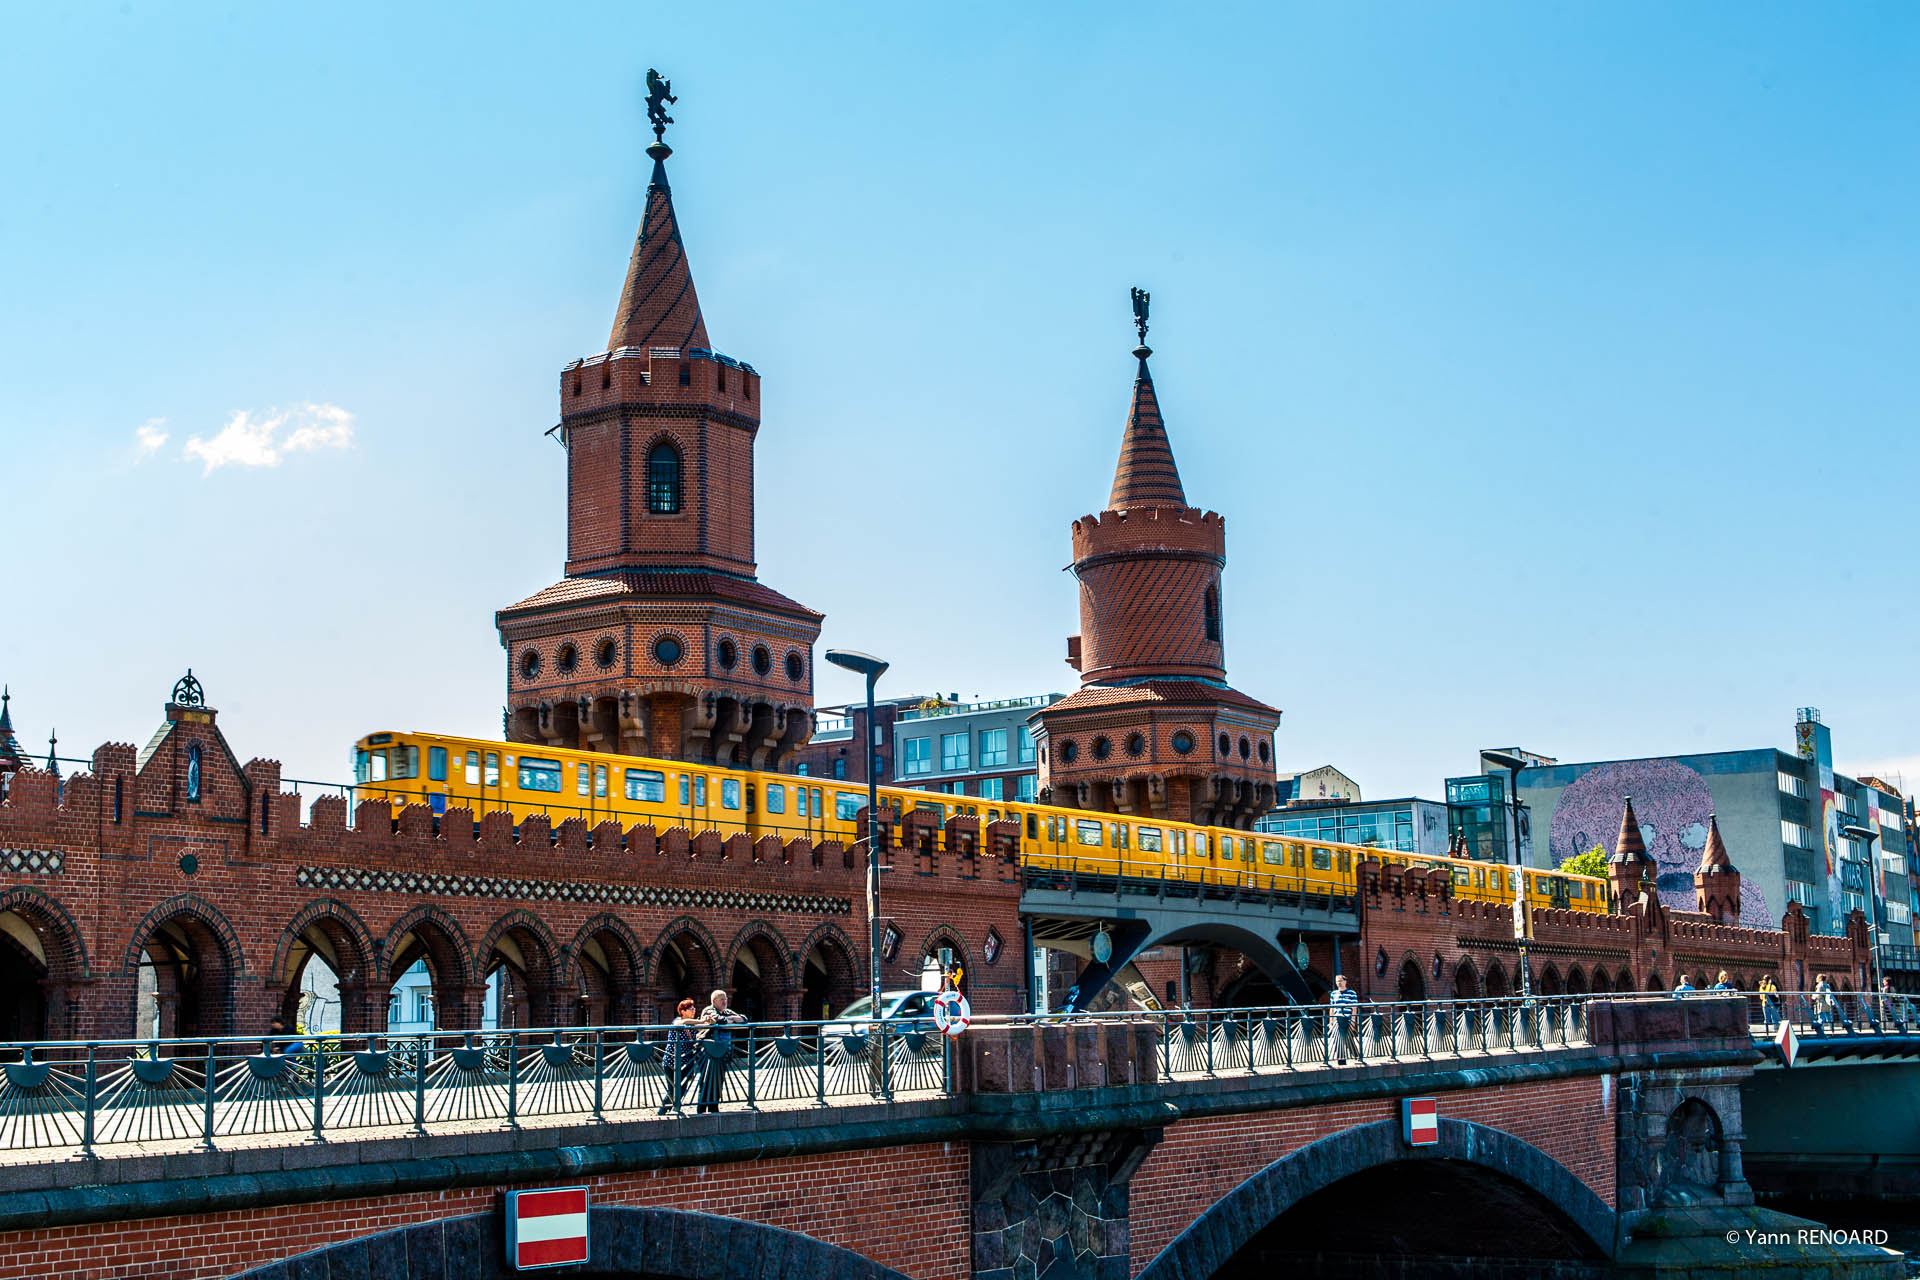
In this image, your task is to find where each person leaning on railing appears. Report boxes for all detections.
[658,999,700,1114]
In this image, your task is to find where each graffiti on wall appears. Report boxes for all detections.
[1547,758,1769,927]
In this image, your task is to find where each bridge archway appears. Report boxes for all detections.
[652,918,719,1022]
[0,887,87,1040]
[569,915,645,1026]
[234,1205,912,1280]
[125,895,243,1040]
[383,906,472,1031]
[478,911,563,1029]
[724,924,794,1022]
[1137,1118,1614,1280]
[797,923,859,1022]
[272,900,376,1034]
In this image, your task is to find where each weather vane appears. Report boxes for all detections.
[1130,286,1151,357]
[645,68,677,143]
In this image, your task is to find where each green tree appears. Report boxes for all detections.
[1559,846,1608,879]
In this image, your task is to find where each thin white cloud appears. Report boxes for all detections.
[182,403,355,474]
[132,419,169,458]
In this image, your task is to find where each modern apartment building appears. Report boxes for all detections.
[893,695,1061,802]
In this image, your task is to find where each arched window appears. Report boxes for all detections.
[186,743,203,803]
[1203,585,1221,642]
[646,441,682,514]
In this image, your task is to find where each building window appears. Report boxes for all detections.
[796,762,810,776]
[785,651,805,682]
[1017,774,1037,802]
[555,644,578,674]
[1781,819,1813,850]
[186,744,203,803]
[654,635,683,666]
[716,639,737,669]
[1125,732,1145,758]
[904,737,933,776]
[1171,730,1195,755]
[833,758,847,780]
[979,728,1008,768]
[752,645,772,676]
[941,732,970,772]
[646,441,682,514]
[872,753,885,780]
[947,781,967,795]
[1778,771,1807,799]
[1017,725,1036,764]
[519,650,541,680]
[1061,739,1079,763]
[1091,736,1112,761]
[979,777,1004,800]
[1203,585,1221,642]
[596,638,618,669]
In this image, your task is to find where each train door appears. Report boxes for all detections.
[677,770,712,833]
[424,745,450,817]
[755,778,792,843]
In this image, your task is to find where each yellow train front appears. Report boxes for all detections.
[351,730,1606,914]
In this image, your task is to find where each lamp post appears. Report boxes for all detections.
[826,649,890,1015]
[1480,751,1532,869]
[1842,823,1885,1007]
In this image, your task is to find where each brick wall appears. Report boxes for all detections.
[1127,1075,1614,1275]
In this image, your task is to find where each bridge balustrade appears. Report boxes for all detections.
[1752,988,1920,1039]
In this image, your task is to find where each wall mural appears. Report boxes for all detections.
[1547,758,1769,927]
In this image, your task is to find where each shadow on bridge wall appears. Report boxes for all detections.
[232,1204,908,1280]
[1136,1117,1615,1280]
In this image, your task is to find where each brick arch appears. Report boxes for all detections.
[1135,1117,1615,1280]
[1452,957,1479,999]
[234,1206,911,1280]
[123,894,246,1038]
[382,904,474,1029]
[121,894,246,978]
[651,915,722,1020]
[918,925,973,989]
[475,909,564,1029]
[723,921,796,1021]
[0,886,90,1040]
[270,899,379,1034]
[796,920,861,1022]
[0,885,90,980]
[564,913,647,1027]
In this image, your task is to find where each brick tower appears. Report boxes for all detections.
[496,90,821,767]
[1608,796,1655,909]
[1031,292,1280,828]
[1693,812,1742,926]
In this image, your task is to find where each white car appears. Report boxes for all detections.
[820,989,939,1039]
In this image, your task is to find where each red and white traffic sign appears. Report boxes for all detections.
[1776,1020,1799,1069]
[1402,1096,1439,1146]
[505,1186,589,1270]
[933,990,971,1038]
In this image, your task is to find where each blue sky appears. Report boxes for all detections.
[3,3,1916,800]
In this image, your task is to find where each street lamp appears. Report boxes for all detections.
[1480,751,1532,869]
[1842,823,1885,1007]
[825,649,890,1015]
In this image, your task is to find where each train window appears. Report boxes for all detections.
[1026,814,1038,840]
[485,753,500,787]
[766,784,786,814]
[1194,833,1208,857]
[1075,820,1103,846]
[679,776,691,805]
[1111,824,1129,850]
[721,779,742,809]
[796,787,809,818]
[1310,847,1332,870]
[1139,827,1164,852]
[428,747,448,782]
[1173,830,1187,857]
[1220,835,1235,860]
[594,764,608,799]
[519,758,563,792]
[694,777,707,807]
[625,770,666,802]
[1261,841,1283,865]
[811,788,823,818]
[355,750,385,783]
[1338,850,1351,873]
[836,793,864,821]
[577,764,590,796]
[465,751,480,785]
[400,746,420,779]
[1454,867,1470,887]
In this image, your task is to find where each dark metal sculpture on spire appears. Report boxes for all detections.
[645,68,677,142]
[172,669,205,708]
[1130,286,1151,359]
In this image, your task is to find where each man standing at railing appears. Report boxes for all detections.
[1329,973,1359,1064]
[695,988,747,1113]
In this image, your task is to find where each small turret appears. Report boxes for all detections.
[1608,795,1653,909]
[1693,812,1741,925]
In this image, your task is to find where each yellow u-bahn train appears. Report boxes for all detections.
[351,730,1609,912]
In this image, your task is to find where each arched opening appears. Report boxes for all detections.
[1452,958,1479,999]
[1661,1098,1725,1203]
[481,917,560,1029]
[1616,967,1633,992]
[799,931,858,1023]
[1566,966,1588,996]
[921,931,970,995]
[1484,961,1508,999]
[1647,971,1664,992]
[277,912,373,1035]
[0,896,85,1040]
[1396,956,1425,1002]
[646,440,683,514]
[654,926,717,1022]
[133,910,238,1040]
[1216,965,1288,1009]
[385,914,470,1032]
[1203,584,1222,643]
[1539,964,1562,997]
[727,930,791,1023]
[571,920,642,1026]
[1590,968,1610,995]
[1211,1160,1608,1276]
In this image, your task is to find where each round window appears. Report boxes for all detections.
[1091,736,1112,761]
[1125,732,1146,758]
[519,650,541,680]
[654,635,683,666]
[716,639,737,670]
[1061,740,1079,763]
[1238,736,1251,760]
[1258,739,1271,763]
[785,651,805,682]
[752,645,772,676]
[595,639,618,669]
[1171,731,1195,755]
[556,644,578,675]
[1218,734,1232,756]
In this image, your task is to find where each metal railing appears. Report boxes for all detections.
[1752,990,1920,1039]
[0,1019,949,1158]
[1022,854,1358,913]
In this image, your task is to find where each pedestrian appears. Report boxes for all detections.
[657,998,701,1114]
[1814,975,1837,1030]
[1328,973,1359,1064]
[1673,974,1696,997]
[1879,977,1903,1028]
[1757,975,1779,1030]
[1710,971,1735,993]
[696,988,748,1113]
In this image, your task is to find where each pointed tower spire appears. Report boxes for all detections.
[1107,288,1187,509]
[0,686,20,773]
[609,70,709,354]
[1613,794,1649,864]
[44,728,59,779]
[1698,813,1734,873]
[1694,811,1742,925]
